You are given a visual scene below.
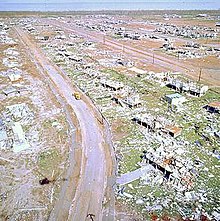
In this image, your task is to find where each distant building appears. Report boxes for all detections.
[215,22,220,27]
[196,14,208,18]
[204,102,220,114]
[36,36,49,41]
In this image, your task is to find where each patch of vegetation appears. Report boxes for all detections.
[38,148,60,174]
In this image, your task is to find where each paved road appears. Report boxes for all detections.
[15,27,114,221]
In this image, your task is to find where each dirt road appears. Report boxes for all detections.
[15,27,115,221]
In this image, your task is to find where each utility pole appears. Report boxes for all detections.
[198,68,202,82]
[103,34,105,45]
[152,53,155,64]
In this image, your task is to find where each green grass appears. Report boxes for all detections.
[119,148,142,174]
[112,34,124,39]
[38,149,60,174]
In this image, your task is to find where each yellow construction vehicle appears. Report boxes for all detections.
[73,92,81,100]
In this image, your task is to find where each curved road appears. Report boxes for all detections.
[15,27,115,221]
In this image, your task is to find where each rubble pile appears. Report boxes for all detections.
[155,23,218,39]
[144,71,209,97]
[0,21,16,44]
[162,41,220,59]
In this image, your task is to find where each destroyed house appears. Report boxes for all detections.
[163,125,182,138]
[101,80,124,91]
[55,35,66,40]
[116,59,127,66]
[162,42,175,51]
[43,36,49,41]
[6,68,23,82]
[36,36,49,41]
[12,122,29,153]
[6,103,33,121]
[142,151,194,188]
[189,85,208,97]
[0,130,8,150]
[2,86,20,96]
[64,51,72,57]
[142,154,173,179]
[112,95,124,106]
[165,93,186,106]
[196,14,208,17]
[0,120,12,150]
[214,131,220,141]
[122,95,142,108]
[166,79,208,97]
[68,56,83,62]
[27,27,35,32]
[185,42,200,48]
[204,102,220,114]
[113,95,141,108]
[131,33,141,40]
[166,80,184,92]
[132,114,163,131]
[0,122,8,150]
